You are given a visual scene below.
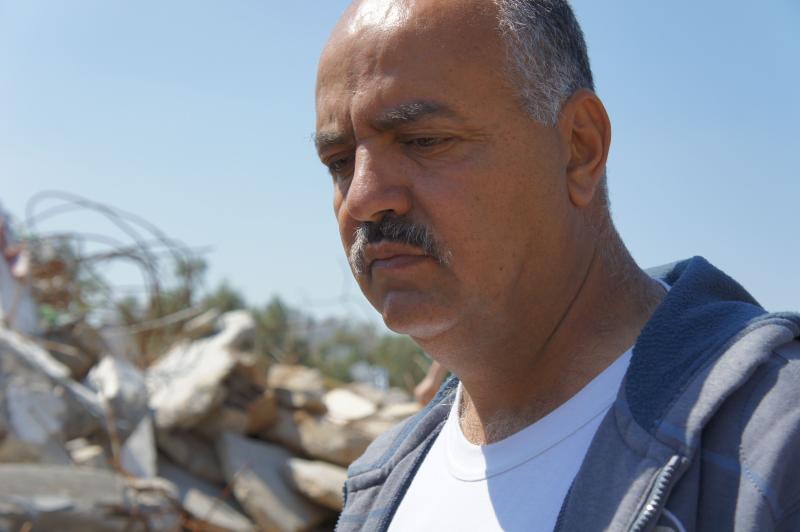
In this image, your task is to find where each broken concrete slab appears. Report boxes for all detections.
[0,464,180,531]
[284,458,347,511]
[260,408,372,467]
[120,415,156,478]
[2,380,72,464]
[85,355,149,438]
[323,388,377,424]
[156,429,225,484]
[158,456,256,532]
[217,432,331,532]
[0,326,104,426]
[147,310,255,430]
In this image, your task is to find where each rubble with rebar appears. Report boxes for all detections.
[0,193,421,531]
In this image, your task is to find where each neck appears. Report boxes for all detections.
[424,235,665,445]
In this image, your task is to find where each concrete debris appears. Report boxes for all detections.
[120,415,157,478]
[0,464,180,531]
[1,285,414,528]
[284,458,348,511]
[261,408,373,467]
[217,432,332,532]
[86,355,149,437]
[158,456,256,532]
[147,310,255,430]
[156,429,225,484]
[323,388,378,423]
[43,321,108,379]
[0,327,104,423]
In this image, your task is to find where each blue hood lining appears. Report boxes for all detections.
[629,256,773,434]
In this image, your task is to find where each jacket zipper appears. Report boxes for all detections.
[629,455,688,532]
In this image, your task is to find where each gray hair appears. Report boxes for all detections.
[495,0,594,126]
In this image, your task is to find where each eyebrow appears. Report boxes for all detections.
[314,100,459,153]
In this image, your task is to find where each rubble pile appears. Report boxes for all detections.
[0,200,422,531]
[0,308,421,531]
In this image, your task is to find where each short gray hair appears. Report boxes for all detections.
[496,0,594,126]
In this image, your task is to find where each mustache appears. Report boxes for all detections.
[348,215,451,275]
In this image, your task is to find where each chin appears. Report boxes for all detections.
[378,290,457,340]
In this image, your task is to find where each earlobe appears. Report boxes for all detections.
[559,89,611,208]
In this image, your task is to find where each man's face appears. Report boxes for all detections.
[315,0,577,341]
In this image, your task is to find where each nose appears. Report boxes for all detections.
[344,144,412,223]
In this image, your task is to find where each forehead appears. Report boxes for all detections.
[315,0,509,136]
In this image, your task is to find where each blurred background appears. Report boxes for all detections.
[0,1,798,529]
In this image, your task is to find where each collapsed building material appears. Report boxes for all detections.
[158,456,256,532]
[86,355,156,477]
[0,464,180,531]
[156,429,225,484]
[261,408,373,468]
[0,328,102,464]
[217,432,332,532]
[323,388,377,424]
[147,310,255,430]
[269,364,328,414]
[284,458,348,512]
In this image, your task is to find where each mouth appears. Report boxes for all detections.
[363,241,430,274]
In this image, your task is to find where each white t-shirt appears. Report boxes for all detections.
[388,348,633,532]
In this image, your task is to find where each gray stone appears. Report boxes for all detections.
[217,432,331,532]
[158,456,256,532]
[0,464,180,531]
[0,327,104,437]
[120,415,156,478]
[156,429,225,483]
[284,458,347,511]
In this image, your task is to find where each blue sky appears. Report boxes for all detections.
[1,1,798,330]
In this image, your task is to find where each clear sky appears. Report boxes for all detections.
[2,1,798,331]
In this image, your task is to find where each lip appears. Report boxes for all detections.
[363,241,430,272]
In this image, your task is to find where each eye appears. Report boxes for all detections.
[405,137,449,149]
[326,154,354,181]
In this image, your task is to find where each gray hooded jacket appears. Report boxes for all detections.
[336,257,800,531]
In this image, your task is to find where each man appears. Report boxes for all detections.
[314,0,800,530]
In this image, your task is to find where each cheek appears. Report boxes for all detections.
[333,191,348,243]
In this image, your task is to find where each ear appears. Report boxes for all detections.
[557,89,611,208]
